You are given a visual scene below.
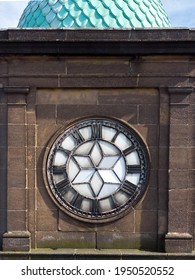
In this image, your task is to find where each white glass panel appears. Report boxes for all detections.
[91,172,103,196]
[126,174,140,185]
[73,170,94,184]
[114,191,129,205]
[79,126,91,140]
[102,125,117,141]
[90,143,102,166]
[74,156,93,168]
[99,198,112,211]
[114,133,132,150]
[99,140,118,155]
[99,170,120,184]
[54,151,68,166]
[98,183,120,199]
[74,141,94,155]
[64,190,75,202]
[113,156,126,181]
[99,156,119,168]
[126,151,140,165]
[73,184,93,198]
[67,158,80,181]
[53,174,65,184]
[61,135,75,151]
[81,199,91,211]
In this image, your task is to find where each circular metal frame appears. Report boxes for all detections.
[43,117,150,223]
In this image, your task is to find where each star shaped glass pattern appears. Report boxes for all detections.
[69,140,125,199]
[46,118,150,223]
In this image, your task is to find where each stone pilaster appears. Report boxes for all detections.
[2,86,31,251]
[165,87,194,253]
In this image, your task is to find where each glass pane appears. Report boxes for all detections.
[102,125,117,141]
[73,184,93,198]
[99,156,120,168]
[113,156,126,181]
[126,151,140,165]
[75,141,94,155]
[99,170,120,184]
[90,172,103,196]
[67,158,80,181]
[61,135,75,151]
[114,133,132,150]
[74,156,93,168]
[90,142,102,166]
[81,199,91,212]
[79,126,91,140]
[54,150,68,166]
[99,140,118,155]
[53,174,65,184]
[126,174,140,185]
[114,191,129,205]
[73,170,94,184]
[64,189,75,202]
[99,198,112,212]
[98,183,120,199]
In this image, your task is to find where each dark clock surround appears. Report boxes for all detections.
[44,117,150,223]
[0,29,195,256]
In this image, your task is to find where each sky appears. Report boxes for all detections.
[0,0,194,29]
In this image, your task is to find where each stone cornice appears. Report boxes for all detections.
[0,29,195,55]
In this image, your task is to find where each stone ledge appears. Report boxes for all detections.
[168,87,194,95]
[165,233,193,253]
[0,29,195,55]
[0,249,195,260]
[3,86,30,94]
[2,231,31,252]
[0,28,194,42]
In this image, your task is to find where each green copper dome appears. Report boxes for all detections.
[18,0,171,28]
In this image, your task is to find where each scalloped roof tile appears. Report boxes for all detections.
[18,0,171,28]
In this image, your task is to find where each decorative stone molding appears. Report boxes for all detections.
[3,231,31,252]
[165,233,193,253]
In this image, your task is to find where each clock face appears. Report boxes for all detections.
[45,117,150,223]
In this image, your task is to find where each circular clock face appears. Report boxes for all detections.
[45,117,150,223]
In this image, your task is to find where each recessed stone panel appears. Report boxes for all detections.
[57,104,138,124]
[98,88,159,105]
[97,232,157,250]
[37,231,96,249]
[37,89,98,105]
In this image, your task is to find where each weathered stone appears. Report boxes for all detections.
[165,233,193,253]
[37,231,96,249]
[3,231,31,251]
[97,232,158,250]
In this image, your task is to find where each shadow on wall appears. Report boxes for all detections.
[0,90,8,250]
